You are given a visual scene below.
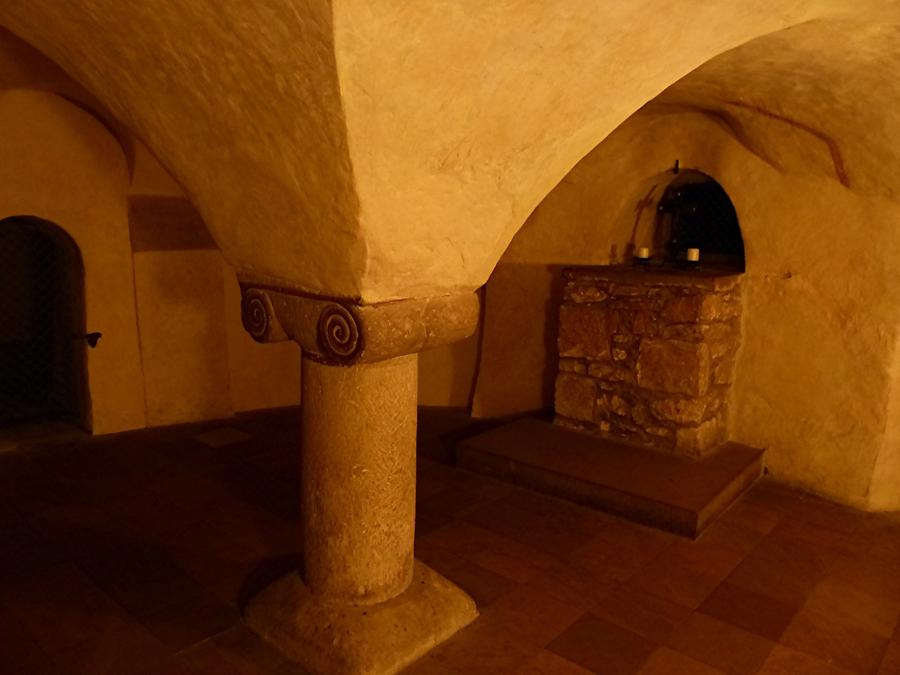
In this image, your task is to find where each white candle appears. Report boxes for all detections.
[636,246,650,259]
[686,248,700,262]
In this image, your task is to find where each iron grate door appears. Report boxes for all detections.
[0,217,85,428]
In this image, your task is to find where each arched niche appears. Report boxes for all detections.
[0,89,146,433]
[651,169,745,272]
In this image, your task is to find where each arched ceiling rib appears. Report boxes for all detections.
[1,1,898,301]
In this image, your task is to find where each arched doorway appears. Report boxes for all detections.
[0,216,87,427]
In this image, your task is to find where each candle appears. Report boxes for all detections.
[636,246,650,259]
[686,248,700,262]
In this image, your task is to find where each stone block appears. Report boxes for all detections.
[559,358,587,374]
[650,397,708,425]
[554,373,596,422]
[631,310,658,336]
[565,280,610,304]
[636,339,710,397]
[713,356,736,385]
[675,415,725,458]
[699,293,741,322]
[707,337,737,361]
[661,294,703,323]
[558,303,617,360]
[587,362,632,383]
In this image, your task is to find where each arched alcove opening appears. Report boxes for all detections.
[652,170,745,272]
[0,215,87,428]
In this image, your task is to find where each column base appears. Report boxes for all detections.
[243,560,478,675]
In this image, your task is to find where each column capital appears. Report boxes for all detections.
[239,278,479,366]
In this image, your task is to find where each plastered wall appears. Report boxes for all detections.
[473,106,900,511]
[0,89,300,433]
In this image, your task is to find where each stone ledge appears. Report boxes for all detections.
[244,561,477,675]
[563,264,741,291]
[457,417,764,537]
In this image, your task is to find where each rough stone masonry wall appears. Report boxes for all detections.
[554,267,742,458]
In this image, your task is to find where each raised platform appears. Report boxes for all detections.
[456,418,764,538]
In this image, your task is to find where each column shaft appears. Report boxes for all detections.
[300,353,417,604]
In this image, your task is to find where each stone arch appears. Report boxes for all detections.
[0,88,145,433]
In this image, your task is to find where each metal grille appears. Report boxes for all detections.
[655,174,745,269]
[0,217,85,428]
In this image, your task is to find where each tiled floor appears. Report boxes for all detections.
[0,408,898,674]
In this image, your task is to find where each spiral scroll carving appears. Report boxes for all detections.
[317,303,361,361]
[241,290,270,341]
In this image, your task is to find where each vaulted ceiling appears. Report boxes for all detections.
[1,1,898,301]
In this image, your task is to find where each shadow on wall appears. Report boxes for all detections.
[470,263,566,418]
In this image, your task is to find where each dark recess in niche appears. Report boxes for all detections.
[653,170,745,272]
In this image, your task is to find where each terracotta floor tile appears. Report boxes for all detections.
[140,590,239,652]
[517,650,594,674]
[4,410,900,675]
[700,581,801,641]
[523,555,619,611]
[879,640,900,674]
[757,645,857,675]
[781,602,890,675]
[698,499,783,556]
[7,563,130,656]
[0,608,56,673]
[666,612,776,674]
[488,582,584,647]
[463,498,588,557]
[415,543,516,608]
[81,550,207,618]
[628,538,743,609]
[49,615,173,675]
[592,583,692,642]
[638,646,726,674]
[725,532,824,607]
[547,612,656,675]
[829,551,900,604]
[804,577,900,639]
[571,520,674,584]
[180,624,296,675]
[427,610,542,674]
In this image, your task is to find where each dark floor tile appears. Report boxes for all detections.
[49,615,173,675]
[488,583,584,647]
[666,612,776,675]
[570,518,675,585]
[592,584,692,643]
[628,538,743,609]
[6,563,130,656]
[82,550,207,618]
[462,498,587,558]
[638,646,726,674]
[517,650,594,674]
[724,529,826,608]
[140,590,239,652]
[180,625,298,675]
[416,539,516,608]
[547,612,656,675]
[699,581,801,641]
[427,608,542,674]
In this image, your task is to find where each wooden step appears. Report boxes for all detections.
[456,417,764,538]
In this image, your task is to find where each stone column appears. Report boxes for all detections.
[301,354,417,604]
[238,282,479,675]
